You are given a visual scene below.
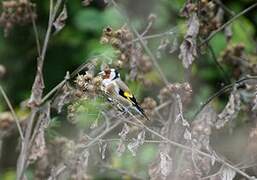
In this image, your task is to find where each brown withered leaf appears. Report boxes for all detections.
[52,82,74,114]
[179,12,199,68]
[53,5,67,35]
[28,60,45,107]
[149,95,189,180]
[215,88,241,129]
[28,102,50,164]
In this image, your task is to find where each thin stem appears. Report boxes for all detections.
[208,43,231,84]
[140,20,153,37]
[111,0,170,85]
[27,5,41,55]
[124,112,253,179]
[16,109,37,180]
[16,1,64,179]
[0,85,24,141]
[102,91,253,179]
[200,2,257,46]
[41,79,66,103]
[41,0,54,62]
[193,76,257,119]
[127,28,176,44]
[80,119,123,149]
[47,165,67,180]
[213,0,235,16]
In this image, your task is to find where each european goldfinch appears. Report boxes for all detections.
[99,68,149,120]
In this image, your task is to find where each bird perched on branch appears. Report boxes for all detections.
[98,68,149,120]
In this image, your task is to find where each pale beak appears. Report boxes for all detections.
[98,71,105,76]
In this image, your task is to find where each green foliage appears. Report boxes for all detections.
[231,17,255,52]
[0,170,16,180]
[74,8,123,33]
[210,33,226,55]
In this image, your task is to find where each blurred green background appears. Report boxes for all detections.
[0,0,257,179]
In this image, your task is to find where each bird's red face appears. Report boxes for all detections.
[99,68,119,80]
[99,69,111,79]
[102,69,111,79]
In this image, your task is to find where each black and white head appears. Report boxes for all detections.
[99,68,120,81]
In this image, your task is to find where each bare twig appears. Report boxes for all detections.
[48,165,67,180]
[16,109,37,180]
[99,90,253,179]
[27,5,41,56]
[111,0,170,85]
[213,0,235,16]
[140,18,154,37]
[193,75,257,120]
[16,0,64,179]
[116,101,254,179]
[0,85,24,141]
[200,2,257,46]
[80,119,123,149]
[207,43,231,84]
[128,28,177,44]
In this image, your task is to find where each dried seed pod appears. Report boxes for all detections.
[0,112,13,129]
[0,0,37,36]
[159,82,192,104]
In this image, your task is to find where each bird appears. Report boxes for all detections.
[98,68,149,120]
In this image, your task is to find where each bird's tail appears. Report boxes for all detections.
[134,103,150,121]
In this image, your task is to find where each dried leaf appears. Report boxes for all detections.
[116,140,126,156]
[221,167,236,180]
[74,150,90,179]
[183,128,192,140]
[215,89,241,129]
[175,94,190,127]
[28,61,45,107]
[160,152,172,177]
[54,82,73,113]
[158,39,170,51]
[127,130,145,156]
[118,123,130,140]
[115,123,130,156]
[224,25,232,42]
[169,37,178,54]
[99,141,107,160]
[53,5,67,34]
[90,119,98,129]
[28,102,51,163]
[179,12,199,68]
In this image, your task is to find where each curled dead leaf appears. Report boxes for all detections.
[53,5,67,35]
[179,12,199,68]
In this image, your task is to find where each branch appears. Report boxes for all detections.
[110,0,170,85]
[127,28,177,44]
[0,85,24,141]
[207,43,231,84]
[27,4,41,56]
[193,75,257,119]
[200,2,257,46]
[113,98,254,179]
[16,0,64,179]
[79,119,123,149]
